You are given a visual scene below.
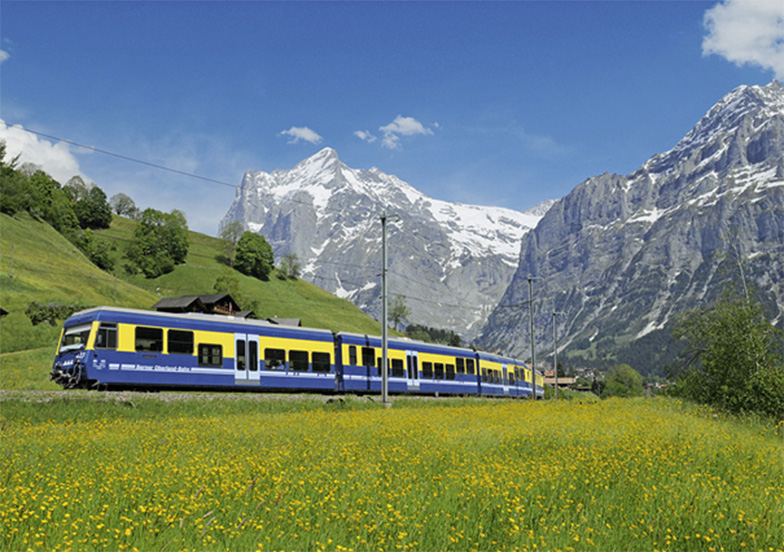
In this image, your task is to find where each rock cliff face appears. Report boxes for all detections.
[479,81,784,374]
[220,148,553,339]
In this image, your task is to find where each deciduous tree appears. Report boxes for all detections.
[74,185,113,229]
[125,208,189,278]
[110,193,136,216]
[234,232,274,280]
[219,220,244,267]
[672,289,784,417]
[389,295,410,331]
[601,363,644,398]
[278,253,302,279]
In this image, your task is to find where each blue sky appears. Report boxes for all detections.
[1,0,782,234]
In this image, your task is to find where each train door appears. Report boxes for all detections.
[234,333,260,385]
[406,350,419,390]
[502,364,510,395]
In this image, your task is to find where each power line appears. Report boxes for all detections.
[16,127,239,189]
[13,126,379,220]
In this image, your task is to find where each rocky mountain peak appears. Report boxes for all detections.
[645,80,784,175]
[479,81,784,375]
[221,151,554,340]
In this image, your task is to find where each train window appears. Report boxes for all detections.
[422,362,433,379]
[509,371,515,385]
[466,359,476,375]
[313,352,331,373]
[446,364,456,380]
[198,344,222,367]
[481,368,488,383]
[265,348,286,370]
[290,350,309,372]
[456,358,465,374]
[434,363,444,380]
[135,326,163,352]
[407,355,419,379]
[168,330,194,355]
[249,341,258,371]
[236,340,246,372]
[391,358,405,378]
[60,324,92,352]
[349,346,357,366]
[362,347,375,368]
[95,323,117,350]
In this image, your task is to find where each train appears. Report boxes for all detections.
[50,306,545,398]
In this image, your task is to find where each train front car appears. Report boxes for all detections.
[51,308,104,389]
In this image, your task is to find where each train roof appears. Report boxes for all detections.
[64,306,334,339]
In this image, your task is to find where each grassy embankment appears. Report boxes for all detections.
[0,212,384,391]
[1,394,782,551]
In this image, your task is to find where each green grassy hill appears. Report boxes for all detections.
[0,212,385,390]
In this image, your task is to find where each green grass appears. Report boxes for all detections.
[0,213,158,357]
[1,395,781,551]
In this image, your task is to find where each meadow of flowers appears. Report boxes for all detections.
[1,395,782,552]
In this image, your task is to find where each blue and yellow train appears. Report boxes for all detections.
[51,306,544,398]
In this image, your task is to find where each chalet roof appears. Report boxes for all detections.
[235,311,256,319]
[267,317,302,327]
[198,294,237,307]
[153,296,206,310]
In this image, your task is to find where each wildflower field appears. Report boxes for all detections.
[1,394,782,552]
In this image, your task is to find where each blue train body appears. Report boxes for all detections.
[51,306,544,399]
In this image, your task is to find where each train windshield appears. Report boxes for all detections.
[59,323,92,353]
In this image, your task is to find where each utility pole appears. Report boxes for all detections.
[527,275,536,399]
[380,210,397,407]
[552,310,561,400]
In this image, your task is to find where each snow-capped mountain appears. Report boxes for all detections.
[479,81,784,375]
[220,148,554,338]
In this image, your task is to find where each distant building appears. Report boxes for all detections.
[543,369,576,389]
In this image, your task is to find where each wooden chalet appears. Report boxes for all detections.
[153,294,241,316]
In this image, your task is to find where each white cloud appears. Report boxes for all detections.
[379,115,435,150]
[703,0,784,80]
[0,50,9,64]
[280,126,323,145]
[354,130,377,143]
[0,120,86,183]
